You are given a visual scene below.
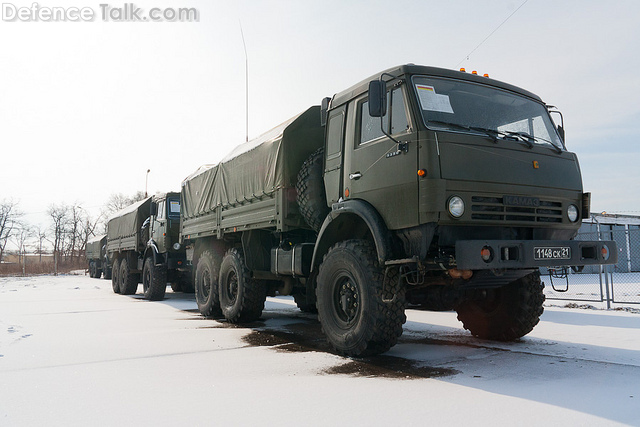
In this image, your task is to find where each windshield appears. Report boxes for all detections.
[168,198,180,219]
[412,76,564,151]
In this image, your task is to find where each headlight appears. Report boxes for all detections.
[567,205,579,222]
[448,196,465,218]
[173,242,181,251]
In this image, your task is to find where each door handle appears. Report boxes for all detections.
[349,172,362,180]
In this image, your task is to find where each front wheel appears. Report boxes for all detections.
[455,271,545,341]
[142,257,167,301]
[218,249,266,323]
[316,240,406,357]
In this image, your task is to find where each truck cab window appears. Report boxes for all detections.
[359,86,408,145]
[157,201,166,220]
[390,87,409,135]
[326,112,344,157]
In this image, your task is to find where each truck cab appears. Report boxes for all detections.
[319,65,612,280]
[147,192,189,291]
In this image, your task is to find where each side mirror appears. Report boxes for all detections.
[149,201,157,216]
[368,80,387,117]
[320,97,331,126]
[557,125,565,143]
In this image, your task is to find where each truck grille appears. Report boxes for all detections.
[470,196,563,223]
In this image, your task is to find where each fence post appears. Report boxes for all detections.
[625,224,632,273]
[594,215,612,308]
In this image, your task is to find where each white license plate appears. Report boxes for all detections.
[534,246,571,260]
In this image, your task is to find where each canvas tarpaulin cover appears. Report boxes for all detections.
[182,106,323,220]
[107,197,152,243]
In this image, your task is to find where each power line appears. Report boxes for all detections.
[455,0,529,68]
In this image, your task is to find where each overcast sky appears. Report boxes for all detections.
[1,0,639,230]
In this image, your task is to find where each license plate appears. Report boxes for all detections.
[534,246,571,260]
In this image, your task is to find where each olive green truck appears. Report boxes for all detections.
[100,192,189,300]
[87,64,610,356]
[86,234,107,279]
[181,64,617,357]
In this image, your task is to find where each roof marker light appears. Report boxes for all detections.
[483,73,490,77]
[460,68,466,72]
[472,70,478,75]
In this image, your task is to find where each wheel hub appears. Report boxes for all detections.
[337,279,358,323]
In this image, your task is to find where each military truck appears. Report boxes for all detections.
[86,234,107,279]
[181,64,617,357]
[106,192,188,300]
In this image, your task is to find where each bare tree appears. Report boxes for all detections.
[0,199,23,263]
[48,203,70,275]
[11,222,32,275]
[75,208,102,261]
[104,191,147,216]
[33,225,48,263]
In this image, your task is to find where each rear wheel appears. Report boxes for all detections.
[142,257,167,301]
[316,240,406,357]
[195,250,222,317]
[219,249,266,323]
[119,257,139,295]
[455,271,545,341]
[293,291,317,313]
[103,256,112,280]
[111,258,120,294]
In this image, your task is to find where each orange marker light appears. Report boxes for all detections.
[480,246,493,262]
[483,73,489,78]
[345,188,350,198]
[472,70,478,75]
[417,169,427,177]
[460,68,466,72]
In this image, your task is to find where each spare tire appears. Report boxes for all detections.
[296,147,330,232]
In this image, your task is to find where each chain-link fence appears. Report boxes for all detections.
[544,222,640,306]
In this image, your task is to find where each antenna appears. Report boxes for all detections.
[239,22,249,142]
[455,0,529,68]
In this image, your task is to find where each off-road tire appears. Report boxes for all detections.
[96,268,102,279]
[296,147,330,232]
[142,257,167,301]
[182,280,195,294]
[111,258,120,294]
[89,262,96,278]
[119,257,139,295]
[218,248,267,323]
[195,250,223,317]
[103,257,112,280]
[316,240,406,357]
[293,292,317,313]
[455,271,545,341]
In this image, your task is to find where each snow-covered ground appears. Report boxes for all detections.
[1,274,639,426]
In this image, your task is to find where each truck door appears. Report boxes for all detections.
[324,104,346,205]
[152,199,167,252]
[344,84,418,230]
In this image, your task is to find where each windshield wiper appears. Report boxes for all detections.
[428,121,501,143]
[505,131,535,149]
[506,131,563,153]
[427,121,563,153]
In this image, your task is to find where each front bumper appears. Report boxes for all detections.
[455,239,617,270]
